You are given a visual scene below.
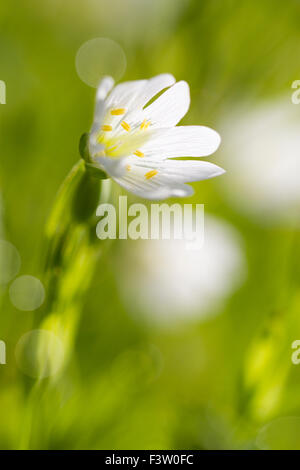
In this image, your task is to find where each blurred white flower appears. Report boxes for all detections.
[115,215,246,327]
[220,99,300,223]
[88,74,224,200]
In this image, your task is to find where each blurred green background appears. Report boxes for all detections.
[1,0,300,450]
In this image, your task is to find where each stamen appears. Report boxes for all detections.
[101,125,112,131]
[134,150,144,158]
[126,164,131,172]
[140,119,151,130]
[111,108,126,115]
[121,121,131,132]
[108,145,119,152]
[145,169,158,180]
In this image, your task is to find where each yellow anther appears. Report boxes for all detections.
[126,164,131,172]
[140,119,151,130]
[145,169,158,180]
[101,125,112,131]
[121,121,131,132]
[134,150,144,158]
[108,145,119,153]
[111,108,126,115]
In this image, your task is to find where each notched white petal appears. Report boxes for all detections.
[96,76,115,101]
[138,73,176,109]
[153,159,225,182]
[144,80,190,127]
[93,76,115,125]
[140,126,221,159]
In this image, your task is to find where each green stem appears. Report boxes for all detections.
[19,153,111,448]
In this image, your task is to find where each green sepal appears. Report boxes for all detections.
[79,133,108,179]
[84,162,108,179]
[79,133,91,162]
[71,171,102,223]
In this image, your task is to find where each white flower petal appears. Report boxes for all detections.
[96,76,115,101]
[115,178,193,200]
[105,79,148,110]
[96,155,129,178]
[134,73,176,109]
[93,76,115,126]
[113,164,193,200]
[117,74,177,131]
[143,81,190,127]
[111,157,224,200]
[139,159,226,182]
[140,126,221,160]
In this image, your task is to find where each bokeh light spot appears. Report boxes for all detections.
[75,38,127,88]
[9,275,45,311]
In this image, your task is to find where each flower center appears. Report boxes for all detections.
[95,107,152,159]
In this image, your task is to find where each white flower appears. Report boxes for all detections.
[219,99,300,224]
[115,215,246,327]
[88,74,224,200]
